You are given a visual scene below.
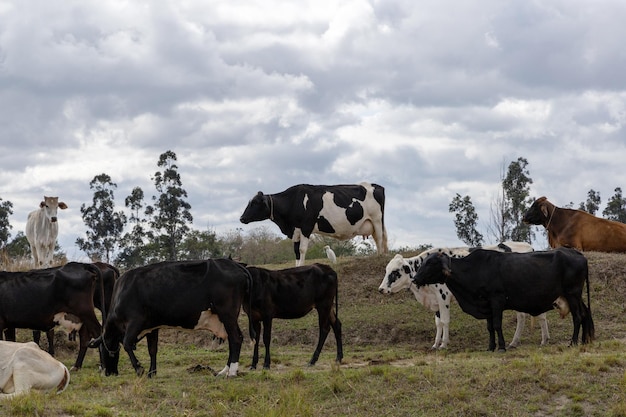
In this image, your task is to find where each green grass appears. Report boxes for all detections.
[2,252,626,416]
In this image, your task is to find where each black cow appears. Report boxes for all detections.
[0,262,103,370]
[240,182,387,266]
[412,247,594,352]
[6,262,118,355]
[244,263,343,369]
[89,258,254,378]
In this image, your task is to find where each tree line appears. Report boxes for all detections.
[449,157,626,248]
[0,151,374,269]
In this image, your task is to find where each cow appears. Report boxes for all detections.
[5,262,117,356]
[25,196,68,268]
[0,263,103,371]
[240,182,387,266]
[89,258,254,378]
[0,341,70,399]
[379,242,550,349]
[412,247,594,352]
[523,196,626,251]
[244,263,342,370]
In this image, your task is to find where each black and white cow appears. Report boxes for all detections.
[412,247,594,351]
[240,182,387,266]
[379,242,549,349]
[90,258,254,378]
[244,263,342,370]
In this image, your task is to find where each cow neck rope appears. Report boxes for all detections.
[102,335,120,356]
[545,205,556,231]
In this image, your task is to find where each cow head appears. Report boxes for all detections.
[240,192,271,224]
[88,330,120,376]
[379,254,413,294]
[412,252,451,287]
[523,196,550,226]
[40,196,68,223]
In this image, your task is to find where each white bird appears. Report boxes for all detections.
[324,245,337,264]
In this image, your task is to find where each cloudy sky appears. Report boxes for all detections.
[1,0,626,260]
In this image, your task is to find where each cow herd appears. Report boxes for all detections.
[1,186,623,398]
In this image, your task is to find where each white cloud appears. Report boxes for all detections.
[2,0,626,259]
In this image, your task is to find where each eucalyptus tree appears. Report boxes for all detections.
[76,173,127,263]
[146,150,193,261]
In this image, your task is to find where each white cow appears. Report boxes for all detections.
[0,341,70,399]
[378,242,550,349]
[25,196,67,268]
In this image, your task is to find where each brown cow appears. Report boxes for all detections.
[523,196,626,251]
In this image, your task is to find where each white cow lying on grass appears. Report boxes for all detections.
[0,341,70,399]
[378,242,550,349]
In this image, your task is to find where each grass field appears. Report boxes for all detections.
[2,251,626,416]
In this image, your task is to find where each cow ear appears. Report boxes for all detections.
[540,204,548,218]
[40,201,46,208]
[59,202,68,209]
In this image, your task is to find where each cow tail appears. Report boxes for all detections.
[244,267,256,341]
[334,271,340,322]
[585,269,595,342]
[92,264,107,325]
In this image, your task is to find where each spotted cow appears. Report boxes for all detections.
[378,242,550,349]
[240,182,387,266]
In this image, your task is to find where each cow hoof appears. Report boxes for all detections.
[147,370,157,378]
[135,366,145,377]
[498,348,506,353]
[249,365,257,370]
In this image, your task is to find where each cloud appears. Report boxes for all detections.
[1,0,626,259]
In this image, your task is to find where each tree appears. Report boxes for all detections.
[579,189,601,215]
[5,232,30,258]
[146,150,193,261]
[0,197,13,249]
[449,193,483,246]
[116,187,150,269]
[76,173,127,262]
[502,157,533,243]
[179,228,221,260]
[603,187,626,223]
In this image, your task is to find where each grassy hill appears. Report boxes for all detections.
[3,251,626,416]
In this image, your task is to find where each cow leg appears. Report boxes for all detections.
[295,233,310,267]
[509,312,526,348]
[432,312,443,349]
[538,312,550,346]
[45,330,55,355]
[71,326,92,371]
[4,328,16,341]
[566,296,583,346]
[493,312,507,352]
[122,324,145,376]
[309,309,332,366]
[249,320,262,370]
[262,319,273,370]
[438,304,451,349]
[146,330,159,378]
[486,318,497,351]
[217,316,243,378]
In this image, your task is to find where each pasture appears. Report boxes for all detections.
[3,251,626,416]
